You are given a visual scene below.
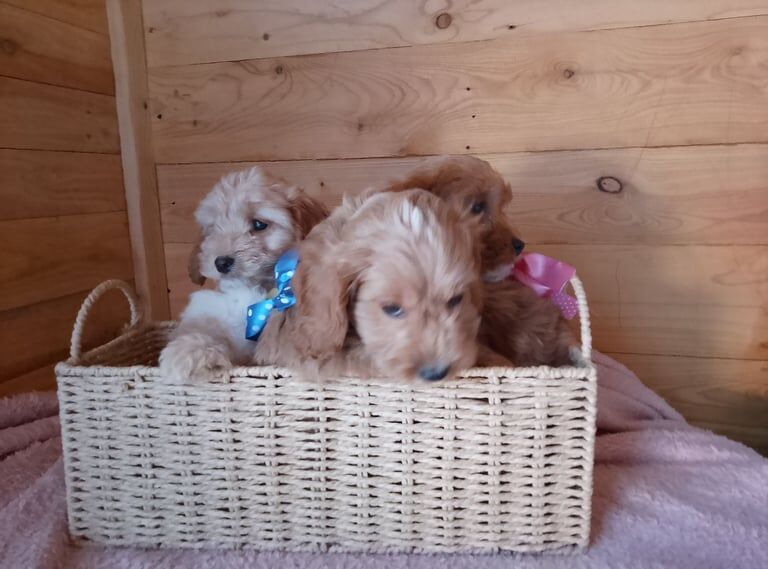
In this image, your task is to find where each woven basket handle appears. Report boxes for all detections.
[69,279,141,362]
[568,275,592,363]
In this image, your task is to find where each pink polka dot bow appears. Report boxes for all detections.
[511,253,579,319]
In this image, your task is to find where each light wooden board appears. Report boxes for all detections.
[156,144,768,245]
[1,0,109,34]
[107,0,170,320]
[613,353,768,455]
[0,364,57,397]
[148,17,768,163]
[0,211,134,312]
[0,286,133,382]
[0,149,125,221]
[537,244,768,360]
[0,77,120,153]
[143,0,768,67]
[0,3,114,95]
[164,242,768,360]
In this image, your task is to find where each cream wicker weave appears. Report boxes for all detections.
[55,278,597,554]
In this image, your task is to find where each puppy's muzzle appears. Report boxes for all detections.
[418,364,450,381]
[214,255,235,274]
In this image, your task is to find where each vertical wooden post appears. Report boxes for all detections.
[106,0,170,320]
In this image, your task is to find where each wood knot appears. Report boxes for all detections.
[142,101,148,110]
[435,13,453,29]
[214,9,230,17]
[596,176,623,194]
[147,27,155,33]
[275,64,284,75]
[563,68,575,79]
[357,122,364,132]
[156,113,163,119]
[507,25,517,30]
[262,33,270,41]
[0,38,17,55]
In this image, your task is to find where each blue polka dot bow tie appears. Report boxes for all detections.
[245,248,299,341]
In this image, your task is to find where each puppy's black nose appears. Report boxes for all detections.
[418,365,450,381]
[214,255,234,274]
[511,238,525,255]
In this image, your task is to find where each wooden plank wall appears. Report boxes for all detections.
[142,1,768,454]
[0,1,135,396]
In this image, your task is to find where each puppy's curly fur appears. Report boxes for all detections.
[479,281,573,367]
[159,166,327,383]
[254,190,483,381]
[384,155,574,367]
[382,154,522,280]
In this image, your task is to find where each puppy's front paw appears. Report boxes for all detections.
[159,333,233,383]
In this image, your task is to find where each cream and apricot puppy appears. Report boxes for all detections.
[254,189,483,381]
[159,166,327,383]
[385,155,573,367]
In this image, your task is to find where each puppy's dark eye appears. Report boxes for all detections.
[251,219,268,232]
[447,294,464,309]
[382,304,405,318]
[470,201,487,215]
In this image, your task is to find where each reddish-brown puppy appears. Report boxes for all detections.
[382,154,523,281]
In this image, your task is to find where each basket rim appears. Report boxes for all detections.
[55,319,597,382]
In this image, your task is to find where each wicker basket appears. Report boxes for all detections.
[55,278,597,554]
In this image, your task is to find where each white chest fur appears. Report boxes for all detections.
[180,280,267,363]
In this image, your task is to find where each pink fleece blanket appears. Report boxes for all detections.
[1,353,767,569]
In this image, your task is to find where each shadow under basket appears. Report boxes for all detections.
[55,279,597,554]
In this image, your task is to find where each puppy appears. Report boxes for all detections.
[384,155,573,367]
[382,154,524,281]
[479,280,573,366]
[159,166,327,382]
[253,189,483,381]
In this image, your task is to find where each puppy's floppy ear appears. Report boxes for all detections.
[384,167,438,194]
[384,156,464,194]
[286,188,329,238]
[187,232,206,286]
[289,238,366,359]
[502,180,513,201]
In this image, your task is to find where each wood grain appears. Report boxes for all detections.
[0,149,125,221]
[1,0,109,34]
[156,144,768,245]
[164,242,768,360]
[0,77,120,153]
[143,0,768,67]
[613,353,768,455]
[0,212,134,312]
[0,3,114,94]
[0,364,57,397]
[0,286,133,382]
[107,0,170,320]
[148,16,768,163]
[537,244,768,360]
